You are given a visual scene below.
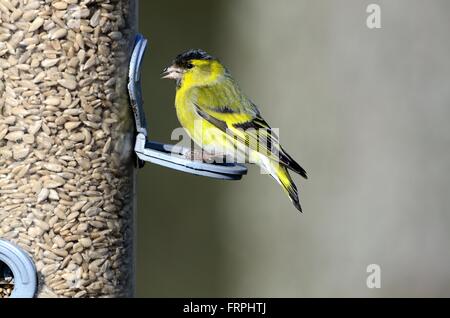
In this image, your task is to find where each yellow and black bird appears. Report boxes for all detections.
[162,50,307,212]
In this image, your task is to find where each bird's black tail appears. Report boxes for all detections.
[271,162,302,213]
[280,148,308,179]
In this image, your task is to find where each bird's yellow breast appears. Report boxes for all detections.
[174,59,224,134]
[175,85,225,151]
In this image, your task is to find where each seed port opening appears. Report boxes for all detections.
[0,240,37,298]
[0,260,15,298]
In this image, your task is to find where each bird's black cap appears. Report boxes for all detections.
[174,49,214,68]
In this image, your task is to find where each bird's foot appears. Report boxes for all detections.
[184,150,226,164]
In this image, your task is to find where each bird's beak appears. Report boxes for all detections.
[161,65,183,80]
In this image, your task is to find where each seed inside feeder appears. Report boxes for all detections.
[0,0,137,297]
[0,261,14,298]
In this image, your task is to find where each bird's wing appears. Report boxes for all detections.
[193,81,307,178]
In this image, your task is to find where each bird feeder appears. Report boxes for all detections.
[0,1,245,298]
[0,0,138,298]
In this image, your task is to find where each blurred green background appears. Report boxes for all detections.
[136,0,450,297]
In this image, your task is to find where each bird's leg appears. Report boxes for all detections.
[184,149,204,161]
[184,149,226,164]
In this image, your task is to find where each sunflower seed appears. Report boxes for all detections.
[28,17,44,32]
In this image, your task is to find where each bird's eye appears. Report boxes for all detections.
[186,63,194,69]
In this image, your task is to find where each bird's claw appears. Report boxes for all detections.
[184,150,226,164]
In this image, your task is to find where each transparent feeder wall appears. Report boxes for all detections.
[0,0,137,297]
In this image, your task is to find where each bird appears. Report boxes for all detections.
[161,49,307,212]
